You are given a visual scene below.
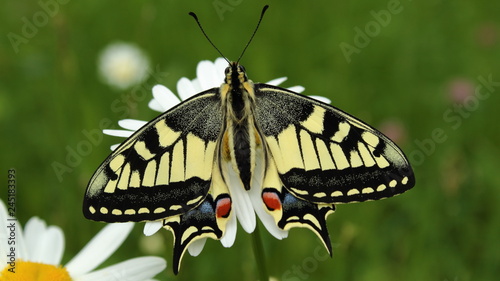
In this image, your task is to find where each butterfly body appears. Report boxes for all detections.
[222,63,259,191]
[84,61,415,273]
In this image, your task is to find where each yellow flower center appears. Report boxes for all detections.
[0,260,71,281]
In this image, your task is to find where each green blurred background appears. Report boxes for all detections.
[1,0,499,280]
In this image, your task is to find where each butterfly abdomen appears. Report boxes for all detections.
[233,121,252,189]
[226,90,257,191]
[222,62,259,190]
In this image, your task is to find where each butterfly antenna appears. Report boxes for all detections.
[237,5,269,63]
[189,11,231,65]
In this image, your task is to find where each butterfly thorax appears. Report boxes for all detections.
[221,62,260,190]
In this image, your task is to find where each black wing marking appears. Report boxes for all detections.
[164,193,231,274]
[254,84,415,204]
[83,88,224,222]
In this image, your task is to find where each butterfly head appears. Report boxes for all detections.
[224,62,248,89]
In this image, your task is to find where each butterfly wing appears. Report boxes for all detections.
[253,83,415,252]
[260,155,336,254]
[83,88,224,222]
[254,83,415,204]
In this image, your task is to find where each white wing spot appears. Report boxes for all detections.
[331,121,350,143]
[100,207,108,214]
[313,192,328,198]
[347,189,360,196]
[154,207,166,214]
[362,187,374,194]
[376,184,386,192]
[124,209,136,215]
[362,132,380,147]
[331,191,343,197]
[169,205,183,211]
[134,141,155,160]
[389,179,397,188]
[89,206,96,214]
[300,105,326,134]
[138,208,150,214]
[109,155,125,172]
[402,176,409,185]
[155,122,180,147]
[291,187,309,196]
[187,195,204,206]
[112,209,123,215]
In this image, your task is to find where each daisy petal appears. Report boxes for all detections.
[0,199,7,222]
[224,163,256,233]
[38,226,65,265]
[143,221,163,236]
[214,58,228,79]
[249,150,289,240]
[15,222,28,261]
[24,217,46,262]
[250,186,288,240]
[266,77,287,86]
[75,256,166,281]
[148,99,165,112]
[196,60,220,90]
[287,86,305,93]
[187,238,207,257]
[0,200,9,265]
[118,119,147,131]
[219,212,237,248]
[309,95,331,104]
[103,129,134,138]
[110,144,120,151]
[255,211,289,240]
[65,223,134,276]
[189,78,203,93]
[152,85,180,112]
[177,77,198,101]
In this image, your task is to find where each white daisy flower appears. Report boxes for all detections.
[0,200,166,280]
[102,57,332,264]
[98,42,150,90]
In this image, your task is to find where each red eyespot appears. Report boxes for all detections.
[216,197,232,218]
[262,191,281,211]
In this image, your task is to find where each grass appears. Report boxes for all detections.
[1,0,499,280]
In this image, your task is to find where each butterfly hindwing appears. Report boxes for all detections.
[261,157,335,254]
[163,156,233,274]
[254,84,415,204]
[83,89,224,222]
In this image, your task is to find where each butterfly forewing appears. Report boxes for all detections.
[83,89,224,222]
[254,84,415,204]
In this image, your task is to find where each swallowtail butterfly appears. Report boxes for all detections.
[83,5,415,274]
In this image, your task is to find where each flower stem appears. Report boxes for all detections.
[251,223,268,281]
